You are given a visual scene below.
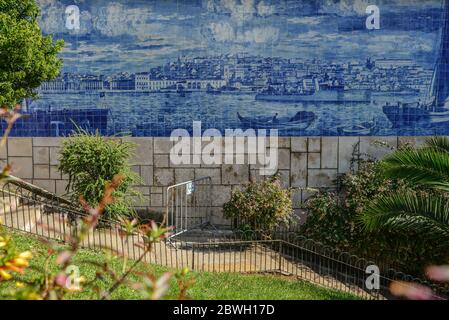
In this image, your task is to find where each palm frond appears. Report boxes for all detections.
[424,136,449,154]
[361,192,449,245]
[380,147,449,191]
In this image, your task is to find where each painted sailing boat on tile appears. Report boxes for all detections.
[383,0,449,127]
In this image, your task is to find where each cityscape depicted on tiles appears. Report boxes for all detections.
[7,0,449,137]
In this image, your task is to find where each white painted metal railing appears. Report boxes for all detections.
[165,176,213,241]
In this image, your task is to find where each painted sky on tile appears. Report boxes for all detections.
[37,0,443,74]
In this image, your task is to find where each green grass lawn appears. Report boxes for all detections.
[0,231,359,300]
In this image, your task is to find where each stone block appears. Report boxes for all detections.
[126,138,153,165]
[56,180,69,196]
[359,137,397,161]
[34,165,49,179]
[8,138,32,157]
[201,137,224,154]
[301,190,317,202]
[221,164,249,185]
[398,136,415,148]
[321,137,338,169]
[224,136,259,156]
[210,207,231,226]
[291,137,307,152]
[338,137,360,174]
[33,179,55,193]
[231,184,244,193]
[154,154,169,167]
[154,138,173,154]
[308,137,321,153]
[291,189,302,209]
[131,195,150,207]
[131,165,140,175]
[32,137,61,147]
[277,169,290,188]
[33,147,50,165]
[150,193,164,207]
[195,168,221,184]
[154,168,174,186]
[140,166,153,186]
[50,166,62,180]
[290,153,307,187]
[171,159,197,168]
[49,147,61,166]
[200,161,222,168]
[417,136,431,146]
[250,169,266,183]
[277,149,290,170]
[308,169,337,188]
[9,157,33,179]
[308,153,321,169]
[0,160,6,170]
[211,186,232,206]
[278,137,290,148]
[175,168,195,184]
[133,186,150,196]
[151,187,163,194]
[0,142,7,159]
[225,153,252,166]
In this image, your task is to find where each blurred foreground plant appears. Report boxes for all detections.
[390,265,449,300]
[0,232,32,282]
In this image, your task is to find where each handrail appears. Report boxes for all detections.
[2,175,83,214]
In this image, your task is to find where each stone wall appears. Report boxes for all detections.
[1,136,427,225]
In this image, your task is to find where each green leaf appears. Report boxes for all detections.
[361,191,449,245]
[380,147,449,192]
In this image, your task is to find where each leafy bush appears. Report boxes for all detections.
[301,160,449,275]
[58,130,142,221]
[223,177,294,231]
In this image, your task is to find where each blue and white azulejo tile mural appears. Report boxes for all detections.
[9,0,449,137]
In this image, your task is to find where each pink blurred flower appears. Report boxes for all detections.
[426,265,449,282]
[56,251,72,265]
[55,273,68,287]
[390,281,435,300]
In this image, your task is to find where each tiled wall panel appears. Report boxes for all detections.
[3,1,448,137]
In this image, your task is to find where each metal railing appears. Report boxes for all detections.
[166,177,213,241]
[1,176,83,238]
[1,176,449,300]
[0,176,150,263]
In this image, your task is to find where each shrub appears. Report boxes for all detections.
[301,160,449,275]
[58,130,142,221]
[223,177,294,231]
